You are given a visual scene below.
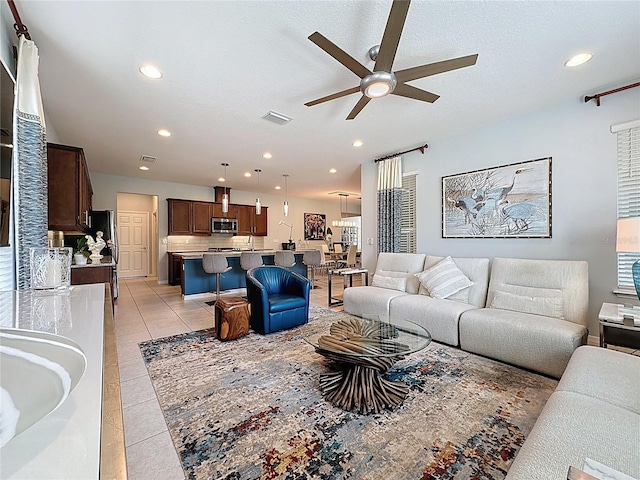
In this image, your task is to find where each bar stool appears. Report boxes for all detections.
[274,250,295,270]
[240,252,264,273]
[302,249,322,289]
[202,253,232,301]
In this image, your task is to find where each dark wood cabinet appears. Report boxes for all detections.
[168,253,182,286]
[192,202,212,234]
[47,143,93,232]
[167,199,267,236]
[236,205,268,236]
[167,199,193,235]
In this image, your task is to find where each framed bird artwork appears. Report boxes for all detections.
[442,157,552,238]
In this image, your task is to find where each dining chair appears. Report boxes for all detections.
[337,244,357,269]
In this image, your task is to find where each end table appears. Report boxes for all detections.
[598,302,640,349]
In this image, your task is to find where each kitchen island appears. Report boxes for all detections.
[172,251,309,296]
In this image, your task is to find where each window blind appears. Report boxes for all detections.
[400,173,417,253]
[0,247,15,291]
[616,123,640,288]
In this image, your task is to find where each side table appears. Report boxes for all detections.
[598,302,640,349]
[328,268,368,307]
[214,296,250,341]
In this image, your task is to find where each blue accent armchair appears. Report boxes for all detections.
[246,266,311,334]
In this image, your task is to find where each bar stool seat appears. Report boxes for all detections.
[302,249,322,289]
[202,253,232,301]
[274,250,295,269]
[240,252,264,271]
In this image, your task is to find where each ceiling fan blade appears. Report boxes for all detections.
[305,86,361,107]
[346,96,372,120]
[374,0,411,72]
[308,32,371,79]
[395,54,478,83]
[392,83,440,103]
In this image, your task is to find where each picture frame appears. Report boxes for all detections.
[304,213,326,240]
[442,157,552,238]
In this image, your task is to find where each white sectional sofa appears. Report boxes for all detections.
[344,253,588,378]
[505,346,640,480]
[345,253,640,478]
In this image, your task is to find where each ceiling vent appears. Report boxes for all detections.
[261,110,293,125]
[139,155,157,163]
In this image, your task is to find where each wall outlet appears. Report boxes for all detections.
[162,237,168,245]
[367,238,374,245]
[185,239,190,244]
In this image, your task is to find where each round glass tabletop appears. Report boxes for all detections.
[303,314,431,358]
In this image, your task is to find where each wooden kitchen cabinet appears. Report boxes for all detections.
[236,205,268,236]
[192,202,212,234]
[168,253,182,286]
[167,199,192,235]
[47,143,93,232]
[212,202,236,218]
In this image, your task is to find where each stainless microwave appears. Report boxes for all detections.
[211,217,238,234]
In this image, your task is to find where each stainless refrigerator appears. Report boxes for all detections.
[89,210,119,299]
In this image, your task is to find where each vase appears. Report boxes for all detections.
[74,253,87,265]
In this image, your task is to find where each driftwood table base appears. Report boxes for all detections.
[312,317,415,414]
[317,353,409,414]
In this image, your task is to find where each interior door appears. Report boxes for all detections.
[118,211,149,278]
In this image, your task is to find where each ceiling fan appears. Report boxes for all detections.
[305,0,478,120]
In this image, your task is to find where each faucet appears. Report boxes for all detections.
[248,235,254,251]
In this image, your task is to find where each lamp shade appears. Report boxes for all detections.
[616,218,640,252]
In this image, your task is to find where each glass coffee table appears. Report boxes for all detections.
[304,315,431,414]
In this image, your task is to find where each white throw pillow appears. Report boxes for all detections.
[415,256,473,299]
[372,273,407,292]
[490,290,565,319]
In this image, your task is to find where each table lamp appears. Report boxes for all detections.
[616,217,640,300]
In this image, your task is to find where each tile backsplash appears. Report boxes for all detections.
[167,235,265,252]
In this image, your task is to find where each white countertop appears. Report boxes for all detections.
[0,284,105,479]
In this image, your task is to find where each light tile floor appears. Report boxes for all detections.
[115,271,351,480]
[114,273,639,479]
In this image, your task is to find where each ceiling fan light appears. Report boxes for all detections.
[360,71,397,99]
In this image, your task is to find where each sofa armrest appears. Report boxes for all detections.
[246,275,269,333]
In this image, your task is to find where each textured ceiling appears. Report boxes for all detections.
[10,0,640,202]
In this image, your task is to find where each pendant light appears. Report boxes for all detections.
[254,169,262,215]
[221,163,229,214]
[283,173,289,217]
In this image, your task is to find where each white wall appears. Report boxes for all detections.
[91,173,345,282]
[361,88,640,336]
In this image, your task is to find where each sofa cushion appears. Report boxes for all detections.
[487,257,588,326]
[556,345,640,414]
[421,256,491,307]
[459,308,588,378]
[375,253,426,294]
[372,272,408,292]
[505,391,640,480]
[415,256,473,300]
[343,285,409,318]
[390,294,477,346]
[490,289,564,319]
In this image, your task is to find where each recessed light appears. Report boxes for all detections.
[218,177,225,182]
[352,140,363,147]
[157,129,171,137]
[139,165,149,171]
[329,168,337,173]
[275,185,282,190]
[139,64,162,79]
[564,53,593,67]
[263,152,272,159]
[244,172,252,177]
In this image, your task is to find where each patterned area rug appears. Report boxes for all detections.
[139,308,557,480]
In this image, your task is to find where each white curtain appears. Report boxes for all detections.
[13,35,47,289]
[377,156,402,253]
